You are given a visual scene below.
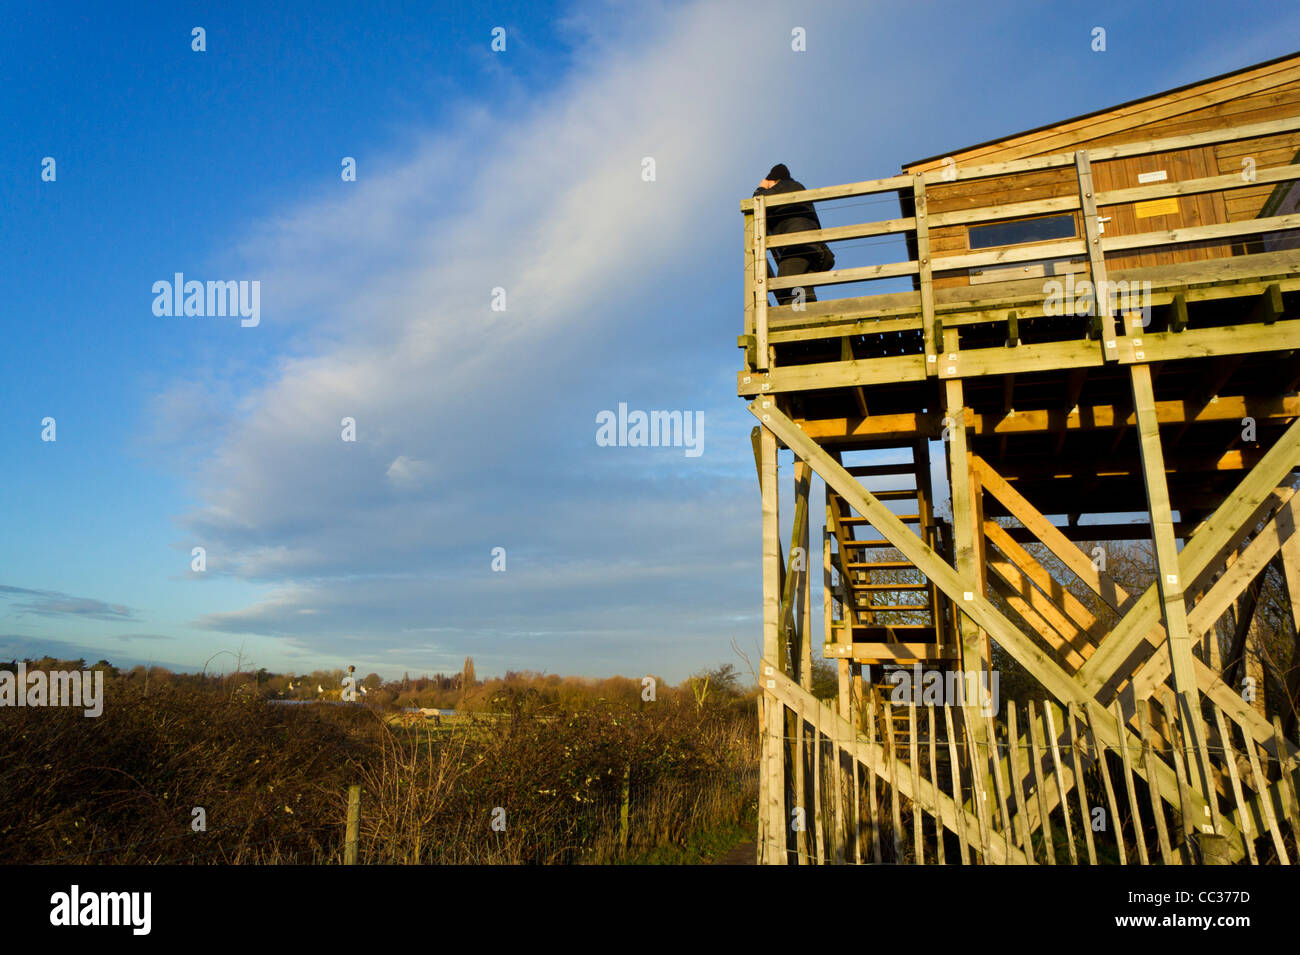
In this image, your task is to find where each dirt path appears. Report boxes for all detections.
[714,840,757,865]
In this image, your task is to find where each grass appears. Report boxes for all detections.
[2,672,759,865]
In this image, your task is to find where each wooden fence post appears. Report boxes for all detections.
[619,762,631,852]
[344,784,361,865]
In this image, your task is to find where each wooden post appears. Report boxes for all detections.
[619,762,631,853]
[1084,704,1126,864]
[931,705,946,864]
[344,784,361,865]
[1027,701,1056,864]
[1065,702,1098,864]
[944,703,972,865]
[1005,702,1035,864]
[909,704,923,864]
[944,370,994,815]
[1043,703,1078,864]
[1129,356,1215,808]
[812,702,825,864]
[886,700,903,862]
[1212,706,1258,863]
[743,205,756,358]
[760,422,785,862]
[1241,717,1290,862]
[1112,699,1150,865]
[1137,700,1175,865]
[913,173,938,375]
[866,691,882,863]
[1075,149,1119,361]
[752,194,769,370]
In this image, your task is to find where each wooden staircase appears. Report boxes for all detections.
[824,439,960,666]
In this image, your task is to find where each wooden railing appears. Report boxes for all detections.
[742,115,1300,378]
[759,663,1300,864]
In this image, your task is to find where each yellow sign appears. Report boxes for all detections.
[1134,197,1181,218]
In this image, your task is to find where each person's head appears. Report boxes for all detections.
[759,163,791,189]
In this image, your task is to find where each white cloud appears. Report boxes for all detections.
[162,0,883,677]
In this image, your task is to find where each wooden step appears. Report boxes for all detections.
[850,582,930,591]
[845,463,919,477]
[839,515,920,524]
[854,604,933,612]
[846,560,920,569]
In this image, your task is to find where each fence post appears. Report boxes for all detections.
[344,784,361,865]
[619,763,631,852]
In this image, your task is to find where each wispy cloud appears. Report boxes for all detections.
[148,0,843,679]
[0,585,136,622]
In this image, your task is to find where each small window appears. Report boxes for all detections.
[968,214,1076,250]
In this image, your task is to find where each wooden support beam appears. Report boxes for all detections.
[1076,150,1119,362]
[1250,282,1284,326]
[752,195,769,370]
[759,423,785,863]
[1077,413,1300,694]
[914,174,938,376]
[750,397,1250,853]
[1129,360,1215,807]
[1169,290,1188,333]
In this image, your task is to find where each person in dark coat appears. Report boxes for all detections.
[753,163,834,306]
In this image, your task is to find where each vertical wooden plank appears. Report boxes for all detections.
[984,707,1014,864]
[1241,714,1290,863]
[886,700,904,862]
[742,206,755,345]
[1043,702,1079,864]
[1085,703,1127,864]
[1075,149,1119,361]
[752,194,769,370]
[812,699,825,865]
[1027,701,1057,865]
[930,705,946,865]
[853,751,864,865]
[913,174,938,375]
[1112,699,1150,865]
[944,703,972,865]
[794,700,808,865]
[757,694,767,864]
[1131,360,1214,806]
[770,697,789,863]
[963,703,993,863]
[1162,689,1198,864]
[798,463,813,692]
[760,424,784,862]
[1066,702,1098,864]
[909,704,923,864]
[831,699,845,864]
[1271,715,1300,839]
[1211,705,1258,864]
[945,371,994,813]
[1006,701,1036,864]
[865,690,881,863]
[1137,699,1175,865]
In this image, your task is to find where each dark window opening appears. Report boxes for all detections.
[968,214,1076,250]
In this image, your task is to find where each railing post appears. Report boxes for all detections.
[752,194,769,371]
[1075,149,1119,361]
[913,172,938,375]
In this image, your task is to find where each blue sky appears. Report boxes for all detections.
[1,0,1297,682]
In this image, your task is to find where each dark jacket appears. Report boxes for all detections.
[753,178,834,270]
